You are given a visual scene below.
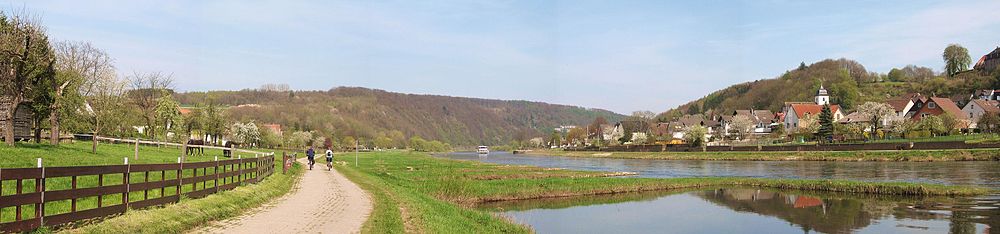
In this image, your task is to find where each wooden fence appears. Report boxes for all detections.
[0,154,276,233]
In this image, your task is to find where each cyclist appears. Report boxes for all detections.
[306,146,315,170]
[325,148,334,171]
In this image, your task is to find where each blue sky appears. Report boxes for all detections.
[4,0,1000,114]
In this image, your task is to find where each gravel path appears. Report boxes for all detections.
[193,158,372,234]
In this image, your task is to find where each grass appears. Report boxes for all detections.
[334,151,992,233]
[529,148,1000,161]
[64,160,304,233]
[0,141,296,233]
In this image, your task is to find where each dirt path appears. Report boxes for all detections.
[193,158,372,234]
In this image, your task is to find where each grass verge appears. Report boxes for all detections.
[334,151,992,233]
[528,148,1000,161]
[61,159,304,233]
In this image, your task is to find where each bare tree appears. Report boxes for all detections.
[82,72,125,153]
[856,102,896,138]
[127,71,173,139]
[1,11,56,146]
[50,41,114,145]
[729,115,754,140]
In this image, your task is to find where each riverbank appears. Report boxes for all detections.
[333,151,991,233]
[527,148,1000,161]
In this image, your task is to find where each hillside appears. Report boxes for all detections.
[174,87,623,146]
[659,58,1000,120]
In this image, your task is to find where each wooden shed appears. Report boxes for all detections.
[0,96,33,141]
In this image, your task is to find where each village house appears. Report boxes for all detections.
[895,93,927,118]
[783,86,844,132]
[261,123,283,136]
[974,89,1000,101]
[911,97,970,129]
[0,96,34,141]
[961,99,1000,129]
[974,46,1000,74]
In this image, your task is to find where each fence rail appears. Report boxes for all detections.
[0,154,276,233]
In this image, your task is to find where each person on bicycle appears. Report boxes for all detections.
[306,146,316,170]
[325,148,334,170]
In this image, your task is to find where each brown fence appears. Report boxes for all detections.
[570,141,1000,153]
[0,155,276,233]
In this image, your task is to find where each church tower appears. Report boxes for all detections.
[815,85,829,105]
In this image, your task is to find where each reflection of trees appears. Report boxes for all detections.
[695,189,897,234]
[477,188,697,212]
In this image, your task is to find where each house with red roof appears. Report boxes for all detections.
[973,47,1000,74]
[911,97,970,129]
[782,86,844,132]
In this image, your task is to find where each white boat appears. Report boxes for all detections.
[477,146,489,154]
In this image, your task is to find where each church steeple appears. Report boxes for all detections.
[815,85,829,105]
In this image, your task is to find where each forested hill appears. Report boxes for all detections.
[659,58,1000,120]
[174,87,623,146]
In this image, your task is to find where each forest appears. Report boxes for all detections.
[174,87,624,147]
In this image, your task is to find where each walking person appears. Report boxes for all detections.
[306,146,316,170]
[325,148,334,171]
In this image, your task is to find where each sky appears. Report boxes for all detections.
[3,0,1000,114]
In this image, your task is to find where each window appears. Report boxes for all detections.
[928,102,937,108]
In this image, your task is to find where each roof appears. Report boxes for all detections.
[733,110,753,117]
[975,47,1000,70]
[885,99,912,112]
[895,93,926,103]
[837,112,868,124]
[927,97,968,120]
[817,85,828,96]
[753,110,775,122]
[789,104,840,119]
[969,99,1000,114]
[179,108,194,115]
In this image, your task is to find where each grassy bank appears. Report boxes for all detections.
[64,159,304,233]
[334,151,991,233]
[0,141,236,168]
[528,148,1000,161]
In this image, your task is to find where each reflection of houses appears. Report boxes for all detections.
[696,189,879,234]
[0,96,33,141]
[783,86,844,131]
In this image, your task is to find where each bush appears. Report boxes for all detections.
[904,130,932,139]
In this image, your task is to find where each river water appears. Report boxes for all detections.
[440,151,1000,233]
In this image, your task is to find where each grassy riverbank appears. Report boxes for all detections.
[527,148,1000,161]
[64,159,304,233]
[333,151,991,233]
[0,141,232,168]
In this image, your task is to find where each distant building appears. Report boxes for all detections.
[974,89,1000,101]
[962,99,1000,129]
[783,86,844,131]
[553,125,577,133]
[974,47,1000,74]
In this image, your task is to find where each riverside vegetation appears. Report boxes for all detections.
[333,151,992,233]
[529,148,1000,161]
[0,142,303,233]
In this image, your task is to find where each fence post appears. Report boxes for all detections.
[123,157,130,208]
[37,158,44,228]
[237,155,243,185]
[177,157,183,201]
[134,138,139,160]
[214,156,219,193]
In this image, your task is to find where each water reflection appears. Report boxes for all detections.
[481,189,998,234]
[441,152,1000,189]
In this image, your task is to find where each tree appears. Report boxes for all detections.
[817,104,834,142]
[81,72,126,153]
[683,125,707,148]
[856,102,895,139]
[374,136,393,150]
[729,115,754,140]
[916,116,947,136]
[797,114,819,137]
[154,95,181,142]
[943,44,971,77]
[202,101,226,144]
[51,41,113,145]
[1,11,56,146]
[548,131,562,147]
[127,71,173,138]
[829,70,861,108]
[588,116,608,137]
[286,131,312,148]
[886,68,904,82]
[408,136,427,151]
[230,121,261,147]
[978,113,1000,134]
[341,136,356,150]
[939,113,960,135]
[566,127,587,145]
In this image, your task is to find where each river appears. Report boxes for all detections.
[440,151,1000,233]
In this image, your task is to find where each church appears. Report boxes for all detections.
[782,86,845,132]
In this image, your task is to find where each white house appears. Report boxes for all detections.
[783,86,845,132]
[962,99,1000,128]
